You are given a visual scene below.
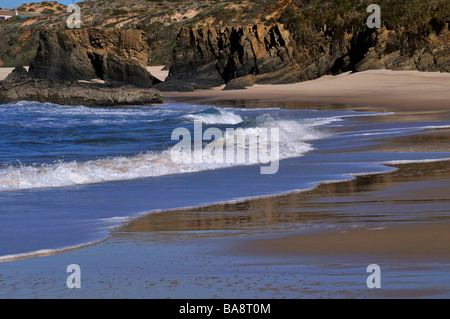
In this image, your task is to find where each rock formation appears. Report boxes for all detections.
[154,24,301,91]
[293,22,449,83]
[29,28,161,88]
[0,67,163,107]
[0,29,164,106]
[353,22,449,73]
[156,21,449,91]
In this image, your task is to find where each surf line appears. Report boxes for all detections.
[171,120,280,175]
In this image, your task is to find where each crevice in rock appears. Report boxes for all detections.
[88,52,105,80]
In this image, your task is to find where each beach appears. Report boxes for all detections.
[164,69,450,110]
[1,160,449,298]
[0,68,449,299]
[2,68,449,109]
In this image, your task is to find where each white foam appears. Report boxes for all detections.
[383,158,450,165]
[183,108,244,124]
[0,114,332,191]
[423,125,450,130]
[0,240,106,263]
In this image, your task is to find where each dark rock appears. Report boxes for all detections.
[223,76,256,90]
[0,70,163,107]
[5,66,29,82]
[159,21,449,91]
[353,24,450,73]
[158,24,301,91]
[153,80,201,92]
[28,29,161,88]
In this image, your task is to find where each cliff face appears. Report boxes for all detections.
[155,24,301,91]
[353,23,449,73]
[29,29,160,88]
[294,23,449,82]
[1,29,164,106]
[157,21,449,91]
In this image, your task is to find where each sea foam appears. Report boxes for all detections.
[0,109,332,191]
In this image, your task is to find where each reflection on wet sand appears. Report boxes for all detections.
[117,160,450,239]
[368,130,450,153]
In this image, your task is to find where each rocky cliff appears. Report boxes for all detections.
[291,22,449,83]
[0,29,164,106]
[29,29,160,88]
[156,19,449,91]
[154,24,301,91]
[1,0,448,71]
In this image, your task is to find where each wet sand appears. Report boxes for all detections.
[240,222,450,261]
[0,69,449,298]
[121,160,450,261]
[2,159,448,298]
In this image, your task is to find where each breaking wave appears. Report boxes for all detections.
[0,107,334,191]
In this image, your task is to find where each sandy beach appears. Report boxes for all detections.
[0,68,14,81]
[122,159,450,261]
[1,159,449,299]
[164,70,450,110]
[0,67,449,299]
[2,67,448,109]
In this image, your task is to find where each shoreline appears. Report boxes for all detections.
[1,156,449,264]
[118,159,450,255]
[238,221,450,262]
[162,69,450,110]
[0,69,449,298]
[2,67,449,110]
[1,159,449,298]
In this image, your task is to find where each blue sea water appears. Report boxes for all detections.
[0,101,449,261]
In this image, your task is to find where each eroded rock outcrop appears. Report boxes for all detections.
[29,28,161,88]
[295,22,449,82]
[0,66,163,107]
[156,21,449,91]
[1,29,164,106]
[154,24,301,91]
[353,22,450,72]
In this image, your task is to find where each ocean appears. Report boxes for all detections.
[1,101,450,262]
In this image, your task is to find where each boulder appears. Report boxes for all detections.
[28,28,161,88]
[0,67,163,107]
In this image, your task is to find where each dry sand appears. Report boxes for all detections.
[146,66,169,82]
[0,67,14,80]
[164,70,450,109]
